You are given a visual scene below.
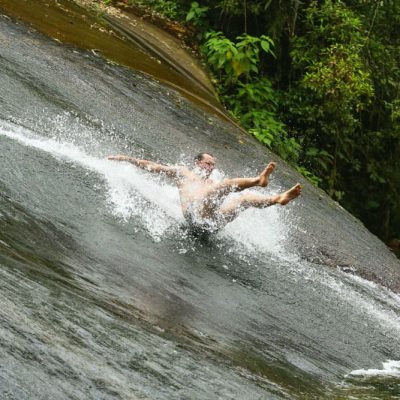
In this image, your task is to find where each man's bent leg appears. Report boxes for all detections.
[196,162,277,219]
[203,162,276,201]
[219,184,302,223]
[221,162,276,191]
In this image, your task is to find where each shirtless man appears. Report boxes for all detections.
[107,153,301,232]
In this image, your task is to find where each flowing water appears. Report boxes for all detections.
[1,13,400,399]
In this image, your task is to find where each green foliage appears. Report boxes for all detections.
[295,166,322,187]
[289,0,374,198]
[202,31,239,82]
[202,31,301,165]
[135,0,400,241]
[186,2,208,27]
[129,0,183,19]
[215,0,243,16]
[223,79,300,163]
[202,32,274,83]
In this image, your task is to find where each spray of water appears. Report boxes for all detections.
[0,116,293,253]
[347,360,400,377]
[2,115,400,381]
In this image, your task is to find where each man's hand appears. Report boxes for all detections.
[107,154,182,178]
[107,155,129,161]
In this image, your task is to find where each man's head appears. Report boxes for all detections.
[194,153,215,176]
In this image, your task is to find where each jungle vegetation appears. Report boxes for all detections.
[119,0,400,245]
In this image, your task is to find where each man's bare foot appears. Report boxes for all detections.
[276,183,302,205]
[259,162,276,187]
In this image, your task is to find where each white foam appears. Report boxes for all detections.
[4,118,400,341]
[348,360,400,377]
[304,265,400,336]
[0,119,182,240]
[0,118,292,253]
[221,205,287,256]
[347,273,400,310]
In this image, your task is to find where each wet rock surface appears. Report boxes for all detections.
[0,7,399,400]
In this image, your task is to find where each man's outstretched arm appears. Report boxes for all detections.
[107,155,180,177]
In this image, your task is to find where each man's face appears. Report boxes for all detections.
[195,154,215,176]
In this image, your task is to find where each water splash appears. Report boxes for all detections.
[347,360,400,377]
[0,118,180,240]
[0,117,292,253]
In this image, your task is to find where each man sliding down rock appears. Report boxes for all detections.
[107,153,301,233]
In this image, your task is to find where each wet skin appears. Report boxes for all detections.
[107,153,301,225]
